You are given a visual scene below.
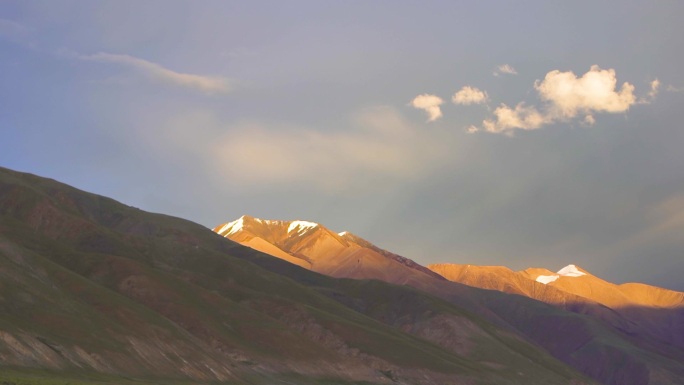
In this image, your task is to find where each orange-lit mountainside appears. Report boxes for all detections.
[0,166,598,385]
[429,263,684,352]
[216,215,684,385]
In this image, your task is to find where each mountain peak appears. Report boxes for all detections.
[287,220,320,235]
[214,215,325,237]
[214,216,447,281]
[534,264,588,284]
[556,264,587,277]
[214,216,246,236]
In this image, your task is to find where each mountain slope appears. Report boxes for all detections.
[0,166,596,385]
[216,215,446,285]
[431,263,684,359]
[216,216,684,385]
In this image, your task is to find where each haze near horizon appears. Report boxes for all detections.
[1,1,683,290]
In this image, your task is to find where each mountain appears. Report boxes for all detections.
[431,263,684,313]
[430,263,684,361]
[216,215,446,285]
[216,216,684,385]
[0,166,597,385]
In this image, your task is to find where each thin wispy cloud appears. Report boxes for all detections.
[0,18,34,47]
[157,106,451,192]
[452,86,488,105]
[493,64,518,76]
[648,79,660,99]
[638,79,660,103]
[410,94,444,122]
[214,107,450,190]
[0,18,28,37]
[81,52,233,94]
[583,114,596,126]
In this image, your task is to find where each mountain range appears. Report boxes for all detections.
[0,167,598,384]
[0,166,681,385]
[215,215,684,385]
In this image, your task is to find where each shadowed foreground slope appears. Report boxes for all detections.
[0,166,595,385]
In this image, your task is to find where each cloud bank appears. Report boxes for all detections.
[81,52,233,94]
[214,107,450,190]
[150,106,451,192]
[410,94,444,122]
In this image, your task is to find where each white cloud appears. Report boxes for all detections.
[583,114,596,126]
[493,64,518,76]
[648,79,660,99]
[452,86,488,105]
[409,66,655,135]
[482,103,549,134]
[81,52,232,94]
[410,94,444,122]
[638,79,660,103]
[466,125,480,134]
[473,65,649,135]
[535,65,636,119]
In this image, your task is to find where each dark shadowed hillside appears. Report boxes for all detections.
[0,166,596,385]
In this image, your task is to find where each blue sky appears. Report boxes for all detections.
[2,1,684,290]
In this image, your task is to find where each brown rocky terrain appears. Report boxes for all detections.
[430,263,684,352]
[0,166,596,385]
[216,216,684,385]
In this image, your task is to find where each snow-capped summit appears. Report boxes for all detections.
[214,216,245,237]
[533,264,586,284]
[557,264,586,277]
[535,274,560,284]
[214,216,323,239]
[287,220,319,235]
[213,215,445,283]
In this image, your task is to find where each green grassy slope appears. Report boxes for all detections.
[0,166,596,384]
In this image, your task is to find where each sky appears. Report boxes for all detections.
[1,1,683,290]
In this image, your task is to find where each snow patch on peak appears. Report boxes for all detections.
[217,217,244,236]
[557,264,586,277]
[536,275,560,284]
[534,264,586,285]
[287,220,319,235]
[338,231,349,236]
